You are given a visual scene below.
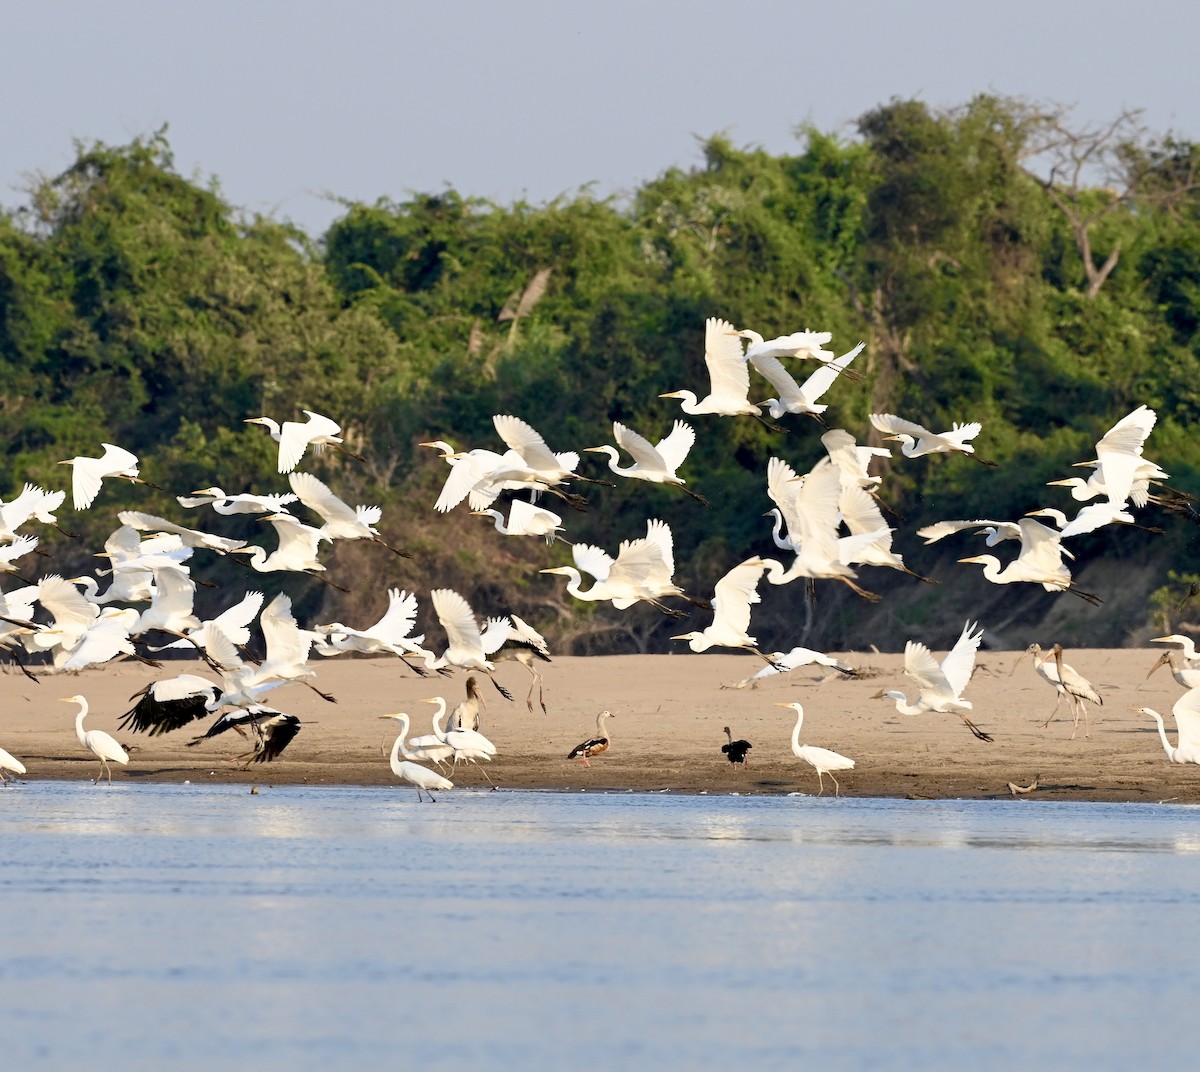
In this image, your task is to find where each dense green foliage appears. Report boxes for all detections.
[3,100,1199,651]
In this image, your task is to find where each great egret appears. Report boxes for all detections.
[775,702,855,796]
[1135,691,1200,765]
[150,590,266,656]
[61,695,129,784]
[760,461,884,601]
[836,484,935,584]
[721,727,752,765]
[230,512,342,589]
[176,487,299,515]
[957,517,1100,604]
[379,714,455,801]
[58,443,153,510]
[204,592,331,710]
[818,428,890,491]
[874,621,993,741]
[428,588,515,699]
[750,341,866,420]
[288,472,410,557]
[117,510,248,556]
[314,588,437,673]
[541,523,693,619]
[584,420,707,503]
[869,413,990,463]
[1151,634,1200,662]
[0,534,38,581]
[917,514,1067,549]
[490,414,605,499]
[130,563,201,639]
[722,646,855,689]
[0,745,26,785]
[244,410,361,473]
[660,317,769,424]
[671,557,778,664]
[404,699,455,769]
[568,711,613,767]
[471,498,568,543]
[0,482,67,540]
[422,696,497,785]
[1012,643,1101,738]
[733,326,838,364]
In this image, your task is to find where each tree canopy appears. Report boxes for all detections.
[3,97,1199,651]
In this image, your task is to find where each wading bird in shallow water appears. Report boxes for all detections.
[1134,690,1200,765]
[0,745,26,785]
[874,621,993,742]
[721,727,752,765]
[61,695,129,784]
[380,714,455,801]
[1012,643,1102,738]
[568,711,613,768]
[775,702,854,796]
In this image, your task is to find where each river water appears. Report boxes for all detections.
[1,783,1196,1070]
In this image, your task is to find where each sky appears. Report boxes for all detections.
[4,1,1198,238]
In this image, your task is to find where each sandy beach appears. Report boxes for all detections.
[2,648,1198,802]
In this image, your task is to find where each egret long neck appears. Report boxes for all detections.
[791,708,804,751]
[74,707,88,747]
[1151,713,1177,761]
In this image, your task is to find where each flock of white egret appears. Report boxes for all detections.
[1,314,1198,797]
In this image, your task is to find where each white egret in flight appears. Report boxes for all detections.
[874,621,992,741]
[869,413,992,463]
[59,443,155,510]
[584,420,707,504]
[245,410,362,473]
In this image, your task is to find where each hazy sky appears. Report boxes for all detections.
[4,1,1197,237]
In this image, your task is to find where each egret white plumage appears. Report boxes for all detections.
[1135,691,1200,765]
[428,588,515,699]
[0,745,26,785]
[0,534,38,581]
[380,714,454,801]
[818,428,890,491]
[176,487,299,515]
[957,517,1100,604]
[59,443,153,510]
[230,512,344,589]
[874,621,992,741]
[471,498,569,543]
[760,460,884,601]
[541,523,694,619]
[584,420,707,503]
[288,471,410,557]
[671,557,778,664]
[1151,634,1200,662]
[61,695,129,784]
[313,588,436,673]
[568,710,613,767]
[660,317,776,428]
[749,341,865,420]
[722,646,855,689]
[869,413,991,463]
[0,483,67,540]
[422,696,497,785]
[734,326,837,364]
[117,510,248,556]
[776,702,854,795]
[245,409,361,473]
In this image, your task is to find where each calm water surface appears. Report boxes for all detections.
[1,783,1197,1070]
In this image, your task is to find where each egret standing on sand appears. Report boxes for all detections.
[61,695,129,784]
[1135,691,1200,765]
[775,702,854,796]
